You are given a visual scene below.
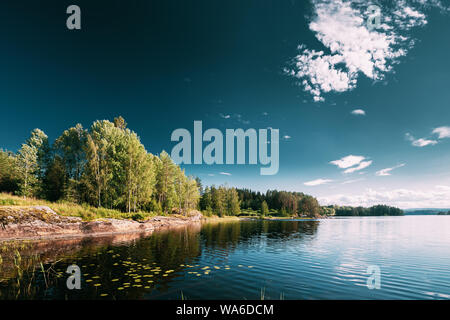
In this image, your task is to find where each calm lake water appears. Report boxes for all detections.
[0,216,449,300]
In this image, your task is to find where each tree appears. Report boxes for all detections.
[15,129,50,198]
[261,200,269,217]
[120,130,155,212]
[195,177,203,195]
[83,120,116,207]
[54,123,87,181]
[16,143,39,198]
[155,151,177,213]
[0,150,19,193]
[226,188,241,216]
[212,186,227,217]
[299,195,320,218]
[183,177,200,214]
[43,155,66,201]
[199,186,213,214]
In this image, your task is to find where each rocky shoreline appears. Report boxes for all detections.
[0,206,203,241]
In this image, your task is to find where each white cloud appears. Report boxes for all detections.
[412,138,438,147]
[375,163,405,176]
[341,178,365,184]
[282,135,292,140]
[219,113,231,119]
[436,185,450,191]
[405,132,438,147]
[285,0,447,101]
[219,172,232,176]
[330,155,366,169]
[351,109,366,115]
[432,126,450,139]
[304,178,333,186]
[319,185,450,209]
[344,160,373,173]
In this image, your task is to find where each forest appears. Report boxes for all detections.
[0,117,200,215]
[0,117,402,219]
[326,205,404,216]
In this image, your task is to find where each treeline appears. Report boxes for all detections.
[199,188,321,218]
[0,117,200,214]
[198,186,241,217]
[237,188,321,217]
[326,205,404,216]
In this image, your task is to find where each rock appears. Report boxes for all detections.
[0,206,202,241]
[32,206,58,215]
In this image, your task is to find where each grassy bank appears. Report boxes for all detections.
[202,216,242,222]
[0,193,160,221]
[238,208,317,219]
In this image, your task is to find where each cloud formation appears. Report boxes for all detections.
[432,126,450,139]
[330,155,366,169]
[405,133,438,147]
[285,0,447,101]
[304,178,333,186]
[406,126,450,147]
[319,185,450,208]
[351,109,366,116]
[341,178,365,184]
[330,155,372,173]
[375,163,405,176]
[344,160,373,173]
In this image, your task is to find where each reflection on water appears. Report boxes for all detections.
[0,217,449,300]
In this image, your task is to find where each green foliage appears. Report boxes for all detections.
[2,117,200,218]
[279,207,289,217]
[200,186,240,217]
[333,204,404,216]
[43,155,66,201]
[16,143,39,198]
[155,151,177,213]
[53,123,87,182]
[131,212,145,221]
[0,150,20,193]
[320,206,336,216]
[261,200,269,217]
[226,188,241,216]
[298,195,321,218]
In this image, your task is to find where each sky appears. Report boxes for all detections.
[0,0,450,209]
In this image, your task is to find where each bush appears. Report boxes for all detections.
[131,212,145,221]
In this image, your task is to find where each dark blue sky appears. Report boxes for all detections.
[1,0,449,208]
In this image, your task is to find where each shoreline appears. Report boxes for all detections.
[0,205,203,242]
[0,206,327,242]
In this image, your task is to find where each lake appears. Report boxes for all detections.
[0,216,449,300]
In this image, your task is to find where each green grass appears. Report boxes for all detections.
[0,193,160,221]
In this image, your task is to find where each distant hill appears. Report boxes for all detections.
[404,208,450,215]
